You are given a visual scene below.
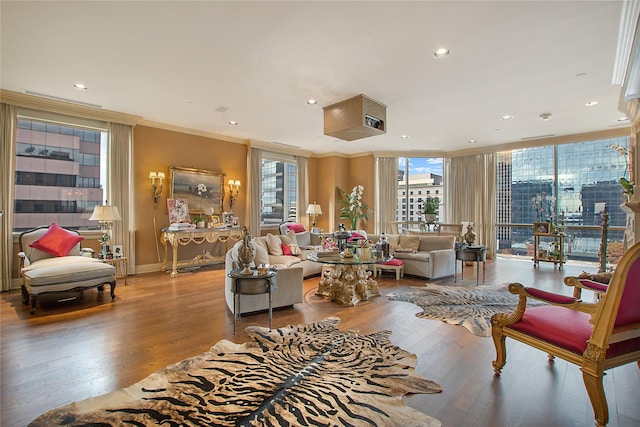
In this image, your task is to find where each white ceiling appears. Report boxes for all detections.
[0,1,631,155]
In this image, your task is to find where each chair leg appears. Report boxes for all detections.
[110,280,117,299]
[29,294,38,315]
[491,325,507,375]
[582,369,608,427]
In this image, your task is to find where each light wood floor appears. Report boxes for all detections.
[1,257,638,427]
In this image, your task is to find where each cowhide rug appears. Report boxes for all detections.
[29,318,442,427]
[387,284,546,337]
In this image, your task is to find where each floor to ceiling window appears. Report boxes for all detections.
[13,116,108,232]
[260,154,297,226]
[396,157,444,231]
[496,136,630,264]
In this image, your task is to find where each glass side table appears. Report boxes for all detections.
[101,256,129,285]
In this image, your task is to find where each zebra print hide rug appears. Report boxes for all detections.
[387,284,546,337]
[29,318,442,427]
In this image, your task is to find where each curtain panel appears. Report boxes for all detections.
[296,156,309,229]
[1,103,17,291]
[445,154,497,257]
[375,157,398,234]
[108,122,135,273]
[247,147,262,236]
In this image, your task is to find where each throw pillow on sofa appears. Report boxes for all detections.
[266,233,283,256]
[280,230,298,246]
[398,234,420,252]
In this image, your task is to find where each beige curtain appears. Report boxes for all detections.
[108,123,135,273]
[375,157,398,234]
[296,155,309,228]
[247,147,262,236]
[445,153,496,257]
[1,104,17,291]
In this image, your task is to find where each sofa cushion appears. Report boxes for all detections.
[387,234,400,249]
[253,236,269,253]
[398,235,420,252]
[22,255,99,272]
[23,260,115,287]
[268,255,302,268]
[295,231,311,247]
[393,251,431,262]
[266,233,284,256]
[29,223,84,257]
[418,235,455,251]
[281,243,293,256]
[254,244,269,266]
[280,230,298,246]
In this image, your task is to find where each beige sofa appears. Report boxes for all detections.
[368,233,456,279]
[224,231,324,315]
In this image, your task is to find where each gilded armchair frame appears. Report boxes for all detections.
[491,242,640,427]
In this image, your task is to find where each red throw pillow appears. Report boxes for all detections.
[281,243,293,256]
[287,223,306,233]
[29,223,84,257]
[381,258,403,266]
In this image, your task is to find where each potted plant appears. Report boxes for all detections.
[421,196,440,223]
[192,215,206,228]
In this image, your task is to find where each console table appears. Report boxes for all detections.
[161,227,242,277]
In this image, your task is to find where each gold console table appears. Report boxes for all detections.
[161,227,242,277]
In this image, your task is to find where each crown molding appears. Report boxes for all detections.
[0,89,141,125]
[248,139,313,158]
[137,119,246,144]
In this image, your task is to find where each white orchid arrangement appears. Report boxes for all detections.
[610,144,634,199]
[337,185,373,230]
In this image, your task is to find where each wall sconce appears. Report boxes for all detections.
[228,179,241,212]
[149,171,165,206]
[89,204,122,259]
[306,202,323,227]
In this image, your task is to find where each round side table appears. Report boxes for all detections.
[227,268,277,334]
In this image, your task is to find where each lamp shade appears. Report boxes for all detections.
[306,204,323,215]
[89,205,122,222]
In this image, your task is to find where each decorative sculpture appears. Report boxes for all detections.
[237,227,256,275]
[464,224,477,245]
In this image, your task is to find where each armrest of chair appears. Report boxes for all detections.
[17,251,30,270]
[564,276,608,299]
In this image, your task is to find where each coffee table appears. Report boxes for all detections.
[308,252,391,306]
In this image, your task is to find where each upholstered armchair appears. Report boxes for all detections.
[18,224,116,314]
[490,242,640,427]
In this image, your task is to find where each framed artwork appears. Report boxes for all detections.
[211,215,221,225]
[167,198,190,224]
[170,167,225,215]
[533,222,551,236]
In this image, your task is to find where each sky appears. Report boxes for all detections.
[403,157,443,176]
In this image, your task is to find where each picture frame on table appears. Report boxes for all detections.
[169,166,225,216]
[533,222,551,236]
[113,245,123,259]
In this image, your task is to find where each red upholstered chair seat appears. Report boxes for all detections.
[380,258,404,266]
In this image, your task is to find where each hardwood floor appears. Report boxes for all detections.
[1,257,638,427]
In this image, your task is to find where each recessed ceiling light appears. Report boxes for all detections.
[306,99,317,105]
[469,139,477,143]
[539,113,552,121]
[401,135,409,139]
[585,101,598,107]
[576,72,587,78]
[501,115,513,120]
[73,83,87,90]
[228,120,238,125]
[617,116,629,122]
[433,48,450,58]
